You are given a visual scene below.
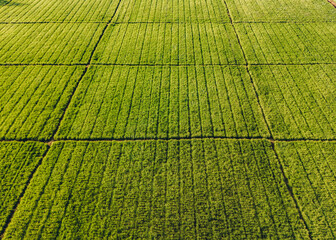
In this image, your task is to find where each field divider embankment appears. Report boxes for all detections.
[0,21,108,24]
[327,0,336,8]
[1,137,336,146]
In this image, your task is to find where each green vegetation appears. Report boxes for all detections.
[250,65,336,139]
[0,23,104,64]
[237,23,336,64]
[276,141,336,238]
[0,66,84,140]
[56,65,269,139]
[1,0,336,238]
[0,0,119,22]
[112,0,231,23]
[0,142,47,234]
[3,140,310,239]
[92,23,245,64]
[227,0,336,22]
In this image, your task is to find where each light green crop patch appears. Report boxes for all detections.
[236,23,336,64]
[250,65,336,139]
[56,65,269,140]
[111,0,230,23]
[0,66,84,140]
[226,0,336,22]
[3,140,310,239]
[276,141,336,239]
[0,142,48,234]
[0,23,104,64]
[0,0,119,22]
[92,23,245,64]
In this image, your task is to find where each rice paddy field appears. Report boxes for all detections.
[0,0,336,238]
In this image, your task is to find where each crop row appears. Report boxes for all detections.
[2,139,311,239]
[276,141,336,239]
[112,0,230,23]
[92,23,245,65]
[251,64,336,139]
[0,0,119,23]
[0,66,84,140]
[0,23,104,64]
[237,23,336,64]
[226,0,336,22]
[0,142,47,234]
[56,65,269,139]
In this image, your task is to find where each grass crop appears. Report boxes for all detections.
[3,139,310,239]
[226,0,336,22]
[111,0,230,23]
[92,23,245,64]
[250,65,336,139]
[0,0,120,22]
[56,65,269,140]
[0,142,47,234]
[276,141,336,239]
[236,23,336,64]
[0,66,84,140]
[0,23,104,64]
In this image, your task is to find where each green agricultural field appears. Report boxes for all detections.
[0,142,47,234]
[0,0,336,238]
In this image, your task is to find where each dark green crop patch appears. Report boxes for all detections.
[0,142,48,234]
[0,0,120,22]
[111,0,231,23]
[0,66,84,140]
[250,65,336,139]
[276,141,336,239]
[92,23,245,65]
[0,23,104,64]
[56,65,269,140]
[3,139,310,239]
[236,23,336,64]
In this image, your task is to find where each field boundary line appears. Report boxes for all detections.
[1,63,336,67]
[49,0,123,141]
[0,145,50,238]
[327,0,336,8]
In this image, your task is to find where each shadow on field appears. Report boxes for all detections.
[0,0,23,6]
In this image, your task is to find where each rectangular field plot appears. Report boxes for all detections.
[92,23,245,64]
[236,23,336,64]
[0,66,84,140]
[3,140,310,239]
[226,0,336,22]
[276,142,336,239]
[56,65,269,140]
[112,0,230,23]
[0,0,119,22]
[250,65,336,139]
[0,142,47,234]
[0,23,104,64]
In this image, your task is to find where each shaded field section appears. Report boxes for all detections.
[3,139,310,239]
[236,23,336,64]
[276,141,336,239]
[0,142,48,234]
[56,65,269,140]
[0,23,104,64]
[250,65,336,140]
[0,66,84,140]
[226,0,336,22]
[0,0,119,22]
[92,23,245,65]
[112,0,230,23]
